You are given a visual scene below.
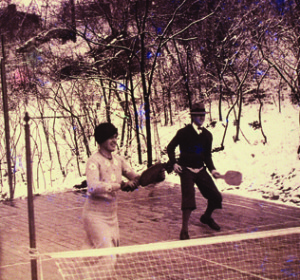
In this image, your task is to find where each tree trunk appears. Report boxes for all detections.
[129,70,142,164]
[218,85,223,121]
[235,89,242,142]
[139,0,152,167]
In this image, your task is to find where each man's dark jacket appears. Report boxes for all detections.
[167,124,215,171]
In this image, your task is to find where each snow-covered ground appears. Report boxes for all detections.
[3,98,300,208]
[159,100,300,208]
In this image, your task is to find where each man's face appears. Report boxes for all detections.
[101,133,118,152]
[192,114,206,127]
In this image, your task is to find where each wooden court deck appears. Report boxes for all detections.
[0,182,300,280]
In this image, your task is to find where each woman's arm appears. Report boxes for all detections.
[86,159,120,195]
[121,157,140,186]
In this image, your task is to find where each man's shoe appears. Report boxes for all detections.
[180,230,190,240]
[200,215,220,231]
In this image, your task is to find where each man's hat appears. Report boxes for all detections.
[190,102,208,115]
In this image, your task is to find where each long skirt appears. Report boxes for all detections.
[82,196,119,249]
[81,196,119,277]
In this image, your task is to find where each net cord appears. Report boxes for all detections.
[43,226,300,259]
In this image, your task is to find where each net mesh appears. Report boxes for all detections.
[41,227,300,280]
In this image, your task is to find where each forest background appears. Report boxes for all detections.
[0,0,300,206]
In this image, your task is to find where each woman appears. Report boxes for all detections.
[82,122,139,251]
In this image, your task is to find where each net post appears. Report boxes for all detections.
[25,112,38,280]
[1,35,14,200]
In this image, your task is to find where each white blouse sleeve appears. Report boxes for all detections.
[86,158,113,195]
[120,156,139,181]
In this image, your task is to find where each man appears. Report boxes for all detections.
[167,102,222,240]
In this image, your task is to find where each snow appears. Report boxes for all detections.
[2,98,300,208]
[143,99,300,208]
[161,100,300,208]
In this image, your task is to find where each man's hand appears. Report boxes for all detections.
[173,163,182,174]
[211,170,222,179]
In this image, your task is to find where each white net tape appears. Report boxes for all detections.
[41,227,300,280]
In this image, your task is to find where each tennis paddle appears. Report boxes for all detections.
[74,162,170,192]
[139,162,167,187]
[220,170,242,186]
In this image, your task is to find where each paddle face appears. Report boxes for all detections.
[139,163,166,186]
[224,171,242,186]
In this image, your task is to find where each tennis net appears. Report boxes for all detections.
[40,227,300,280]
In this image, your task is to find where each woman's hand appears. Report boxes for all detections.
[121,180,138,192]
[109,183,121,192]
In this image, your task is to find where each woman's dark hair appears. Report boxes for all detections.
[94,123,118,144]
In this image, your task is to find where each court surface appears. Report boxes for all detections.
[0,181,299,279]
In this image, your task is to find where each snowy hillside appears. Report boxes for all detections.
[3,98,300,208]
[159,101,300,207]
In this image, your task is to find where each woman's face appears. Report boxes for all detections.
[101,134,118,152]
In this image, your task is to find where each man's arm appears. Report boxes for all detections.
[203,132,222,178]
[203,131,216,173]
[205,150,221,178]
[167,132,184,173]
[167,133,180,166]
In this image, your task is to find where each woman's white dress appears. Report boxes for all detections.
[82,151,137,249]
